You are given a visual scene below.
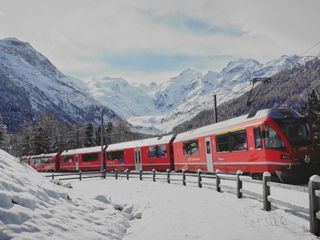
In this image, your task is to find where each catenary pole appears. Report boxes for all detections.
[101,109,105,171]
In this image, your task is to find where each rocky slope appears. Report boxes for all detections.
[0,38,123,132]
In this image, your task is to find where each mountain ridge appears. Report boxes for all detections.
[0,38,124,132]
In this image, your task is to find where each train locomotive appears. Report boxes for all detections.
[24,109,319,183]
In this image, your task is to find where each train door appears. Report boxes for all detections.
[134,148,142,170]
[75,155,79,171]
[205,137,214,172]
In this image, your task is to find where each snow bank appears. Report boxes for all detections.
[71,179,317,240]
[0,150,133,239]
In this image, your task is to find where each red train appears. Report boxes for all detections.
[25,109,319,182]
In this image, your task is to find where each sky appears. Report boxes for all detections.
[0,0,320,84]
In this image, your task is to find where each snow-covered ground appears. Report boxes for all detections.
[0,150,139,240]
[0,150,317,239]
[69,177,315,240]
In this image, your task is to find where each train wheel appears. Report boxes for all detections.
[251,173,262,180]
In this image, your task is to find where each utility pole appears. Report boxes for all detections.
[214,94,218,123]
[100,108,106,171]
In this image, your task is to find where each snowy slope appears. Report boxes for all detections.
[153,68,204,111]
[0,38,123,131]
[70,178,316,240]
[0,150,141,239]
[83,76,160,119]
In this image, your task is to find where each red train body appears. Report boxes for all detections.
[25,109,319,182]
[105,135,175,171]
[29,153,60,172]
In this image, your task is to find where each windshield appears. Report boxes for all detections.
[276,119,312,146]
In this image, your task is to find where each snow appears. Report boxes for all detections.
[0,150,136,239]
[1,149,317,239]
[69,178,316,240]
[310,175,320,182]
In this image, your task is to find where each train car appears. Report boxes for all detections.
[60,146,104,171]
[173,109,318,182]
[30,153,60,172]
[21,155,31,165]
[106,135,175,171]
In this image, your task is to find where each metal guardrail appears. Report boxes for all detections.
[46,169,320,236]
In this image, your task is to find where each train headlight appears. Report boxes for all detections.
[280,154,289,160]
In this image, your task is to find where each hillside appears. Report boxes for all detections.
[172,57,320,133]
[0,38,123,132]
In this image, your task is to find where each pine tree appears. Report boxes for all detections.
[0,115,8,150]
[84,123,94,147]
[106,122,113,145]
[95,126,101,146]
[300,89,320,150]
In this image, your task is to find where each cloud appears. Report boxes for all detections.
[146,12,244,37]
[100,51,232,72]
[0,10,5,17]
[0,0,319,84]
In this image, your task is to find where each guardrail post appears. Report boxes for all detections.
[139,169,143,180]
[51,173,54,180]
[152,169,156,182]
[262,172,271,211]
[126,169,129,180]
[115,169,118,179]
[103,169,106,179]
[309,175,320,235]
[79,170,82,181]
[216,170,221,192]
[182,169,186,186]
[236,170,243,198]
[167,169,170,184]
[198,169,202,188]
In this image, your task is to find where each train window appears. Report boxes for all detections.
[107,151,124,163]
[230,130,247,151]
[216,134,229,152]
[82,153,99,162]
[276,119,312,146]
[63,155,73,163]
[33,157,52,165]
[183,140,199,155]
[263,125,286,150]
[206,141,211,154]
[148,145,167,158]
[254,127,262,149]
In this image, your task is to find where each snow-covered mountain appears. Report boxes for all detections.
[83,76,160,119]
[158,55,304,131]
[85,55,304,133]
[0,38,123,131]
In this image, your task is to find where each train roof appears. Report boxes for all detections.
[60,135,174,155]
[61,146,104,156]
[174,109,303,142]
[107,134,174,151]
[31,153,57,158]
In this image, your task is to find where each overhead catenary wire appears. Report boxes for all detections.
[301,39,320,56]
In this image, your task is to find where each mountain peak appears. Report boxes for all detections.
[101,76,129,86]
[221,58,260,74]
[180,67,199,76]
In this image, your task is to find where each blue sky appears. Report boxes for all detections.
[0,0,319,83]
